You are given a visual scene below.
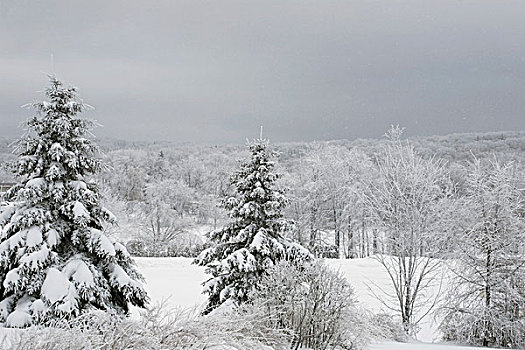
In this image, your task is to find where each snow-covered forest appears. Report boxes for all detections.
[0,77,523,350]
[1,126,524,261]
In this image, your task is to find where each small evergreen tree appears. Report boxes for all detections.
[195,138,311,313]
[0,77,148,327]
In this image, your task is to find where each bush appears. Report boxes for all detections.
[126,239,208,257]
[7,311,154,350]
[252,260,370,350]
[368,313,408,343]
[440,307,525,349]
[312,243,339,258]
[7,301,289,350]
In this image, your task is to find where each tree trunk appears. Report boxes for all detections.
[361,217,366,258]
[483,246,492,347]
[333,205,340,258]
[309,206,318,254]
[347,214,354,258]
[372,228,378,254]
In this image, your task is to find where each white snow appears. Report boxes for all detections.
[370,342,491,350]
[0,256,512,349]
[6,296,33,328]
[108,263,141,290]
[249,231,266,250]
[19,245,50,269]
[109,264,131,286]
[25,177,45,188]
[45,228,59,247]
[5,310,31,328]
[3,269,19,289]
[56,286,77,314]
[90,229,116,257]
[133,257,207,311]
[0,203,16,227]
[72,201,89,219]
[98,235,116,256]
[327,258,444,343]
[69,180,87,192]
[41,268,71,304]
[135,258,381,313]
[134,257,429,332]
[0,296,14,320]
[25,226,43,248]
[0,229,28,252]
[225,248,256,271]
[29,299,46,314]
[63,259,94,287]
[131,256,495,350]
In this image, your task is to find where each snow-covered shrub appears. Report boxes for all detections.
[7,310,153,350]
[252,260,369,350]
[126,239,207,257]
[8,301,289,350]
[148,302,290,350]
[312,242,339,258]
[369,313,408,343]
[440,307,525,349]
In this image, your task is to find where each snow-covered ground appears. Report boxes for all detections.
[371,342,494,350]
[135,257,207,310]
[0,256,507,350]
[327,258,443,342]
[133,257,499,350]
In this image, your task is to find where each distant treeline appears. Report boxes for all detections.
[0,130,523,258]
[1,130,523,182]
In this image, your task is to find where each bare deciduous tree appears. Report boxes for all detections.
[363,126,455,335]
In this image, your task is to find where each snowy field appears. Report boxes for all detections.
[0,256,512,350]
[133,257,503,350]
[371,343,494,350]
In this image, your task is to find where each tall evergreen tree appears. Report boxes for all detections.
[0,77,148,327]
[195,138,311,313]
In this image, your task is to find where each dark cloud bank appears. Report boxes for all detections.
[1,0,524,143]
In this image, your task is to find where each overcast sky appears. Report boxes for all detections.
[1,0,524,143]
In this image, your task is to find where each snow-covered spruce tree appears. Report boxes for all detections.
[440,158,525,348]
[0,77,148,328]
[195,138,311,314]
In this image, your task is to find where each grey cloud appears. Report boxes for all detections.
[1,0,524,143]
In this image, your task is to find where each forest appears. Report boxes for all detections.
[3,128,523,260]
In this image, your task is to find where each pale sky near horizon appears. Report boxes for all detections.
[1,0,524,143]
